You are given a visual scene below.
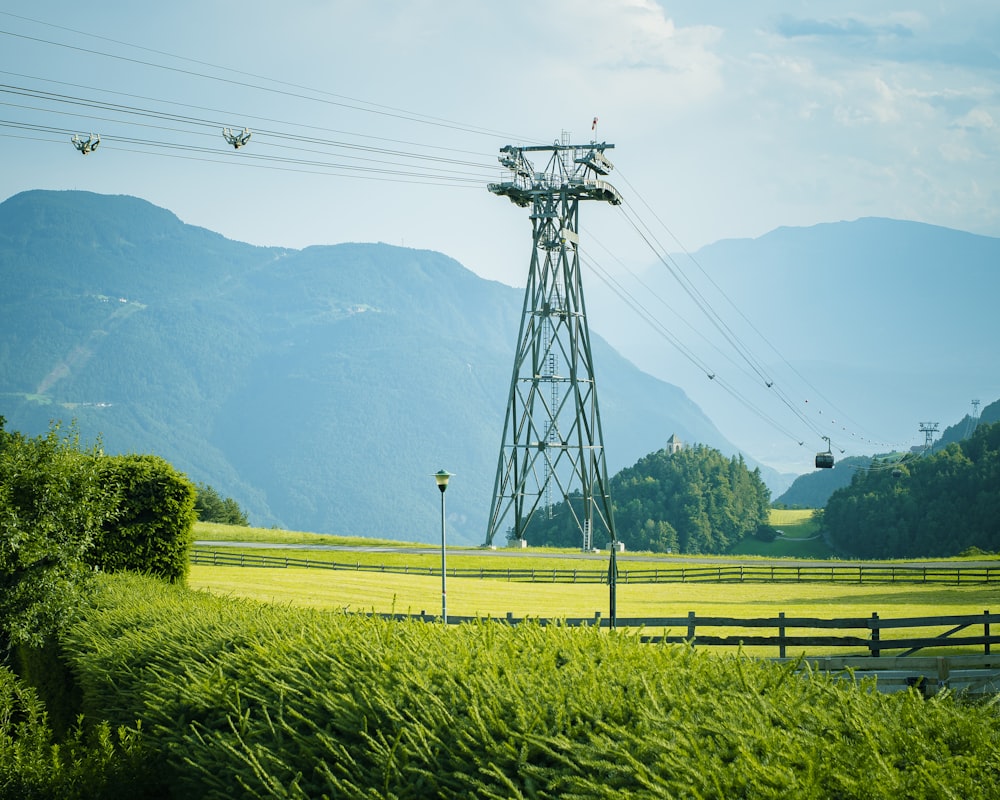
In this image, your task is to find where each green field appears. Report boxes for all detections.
[189,514,997,658]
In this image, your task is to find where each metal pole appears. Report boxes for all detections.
[608,545,618,630]
[440,487,447,624]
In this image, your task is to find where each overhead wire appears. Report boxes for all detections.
[0,25,529,141]
[613,167,911,456]
[580,249,808,446]
[615,168,903,453]
[0,9,534,142]
[0,83,501,178]
[1,10,917,465]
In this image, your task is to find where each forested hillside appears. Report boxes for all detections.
[777,397,999,509]
[823,421,1000,558]
[526,444,771,553]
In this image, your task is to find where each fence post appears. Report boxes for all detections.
[870,612,881,657]
[936,657,950,693]
[778,611,786,659]
[687,611,696,644]
[986,610,991,656]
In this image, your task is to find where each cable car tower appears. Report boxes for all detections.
[964,399,981,439]
[484,134,622,551]
[919,421,939,450]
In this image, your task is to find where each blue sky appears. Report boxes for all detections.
[3,1,999,471]
[4,1,998,282]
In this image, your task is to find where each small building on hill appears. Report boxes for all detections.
[666,433,684,454]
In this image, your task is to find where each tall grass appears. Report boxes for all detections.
[58,574,1000,799]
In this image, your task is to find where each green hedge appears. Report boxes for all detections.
[92,454,196,582]
[53,574,1000,799]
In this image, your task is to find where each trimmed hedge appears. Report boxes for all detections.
[54,574,1000,799]
[91,454,196,582]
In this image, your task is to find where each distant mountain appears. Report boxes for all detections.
[586,217,1000,475]
[0,190,762,545]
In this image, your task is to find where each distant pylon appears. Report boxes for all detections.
[918,421,939,450]
[964,399,981,439]
[484,134,622,550]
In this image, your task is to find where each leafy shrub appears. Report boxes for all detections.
[59,574,1000,799]
[0,419,114,648]
[91,455,196,582]
[0,664,155,799]
[755,524,778,542]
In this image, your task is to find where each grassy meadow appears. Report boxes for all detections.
[189,513,998,658]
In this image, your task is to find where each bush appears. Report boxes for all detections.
[0,419,114,649]
[0,664,155,799]
[90,455,197,583]
[755,524,778,542]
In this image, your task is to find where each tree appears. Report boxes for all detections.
[527,443,771,554]
[0,418,116,649]
[194,483,249,526]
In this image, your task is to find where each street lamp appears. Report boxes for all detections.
[433,469,452,623]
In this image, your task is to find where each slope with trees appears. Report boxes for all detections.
[823,421,1000,558]
[527,444,771,553]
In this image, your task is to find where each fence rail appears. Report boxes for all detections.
[191,548,999,585]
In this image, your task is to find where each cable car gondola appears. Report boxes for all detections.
[815,436,834,469]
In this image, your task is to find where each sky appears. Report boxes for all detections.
[3,0,999,472]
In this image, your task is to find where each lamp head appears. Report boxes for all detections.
[433,469,452,492]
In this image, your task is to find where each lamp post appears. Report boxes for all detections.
[433,469,452,624]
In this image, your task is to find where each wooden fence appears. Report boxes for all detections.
[376,609,997,658]
[191,548,999,585]
[390,609,1000,694]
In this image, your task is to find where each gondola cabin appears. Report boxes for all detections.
[815,451,835,469]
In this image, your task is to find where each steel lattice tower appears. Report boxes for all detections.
[484,135,621,550]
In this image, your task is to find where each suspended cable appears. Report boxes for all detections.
[581,251,809,448]
[616,168,901,453]
[0,24,532,142]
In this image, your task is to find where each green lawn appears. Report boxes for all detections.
[187,562,996,658]
[190,515,997,659]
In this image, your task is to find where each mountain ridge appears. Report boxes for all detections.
[1,190,756,545]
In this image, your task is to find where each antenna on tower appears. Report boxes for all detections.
[964,399,981,439]
[485,136,622,555]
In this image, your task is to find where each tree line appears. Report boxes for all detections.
[525,444,772,554]
[823,421,1000,558]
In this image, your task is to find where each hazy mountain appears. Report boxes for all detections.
[586,217,1000,474]
[0,190,759,545]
